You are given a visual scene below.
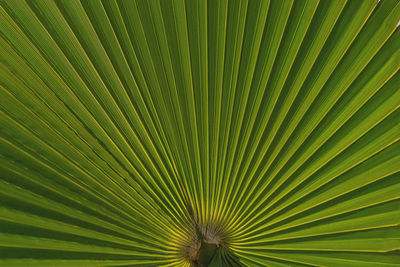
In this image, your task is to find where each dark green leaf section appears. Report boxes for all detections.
[0,0,399,266]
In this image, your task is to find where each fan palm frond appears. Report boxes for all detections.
[1,0,400,266]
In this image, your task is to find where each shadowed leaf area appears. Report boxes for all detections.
[0,0,400,266]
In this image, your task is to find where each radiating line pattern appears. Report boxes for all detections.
[0,0,400,266]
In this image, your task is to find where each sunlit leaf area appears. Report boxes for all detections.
[1,0,400,266]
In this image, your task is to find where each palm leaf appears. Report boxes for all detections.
[1,0,400,266]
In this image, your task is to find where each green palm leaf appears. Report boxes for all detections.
[1,0,399,266]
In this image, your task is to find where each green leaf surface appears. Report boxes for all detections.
[1,0,399,266]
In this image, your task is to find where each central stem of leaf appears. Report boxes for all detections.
[196,240,218,266]
[185,220,223,266]
[184,205,225,266]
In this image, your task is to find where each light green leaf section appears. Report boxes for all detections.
[0,0,399,266]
